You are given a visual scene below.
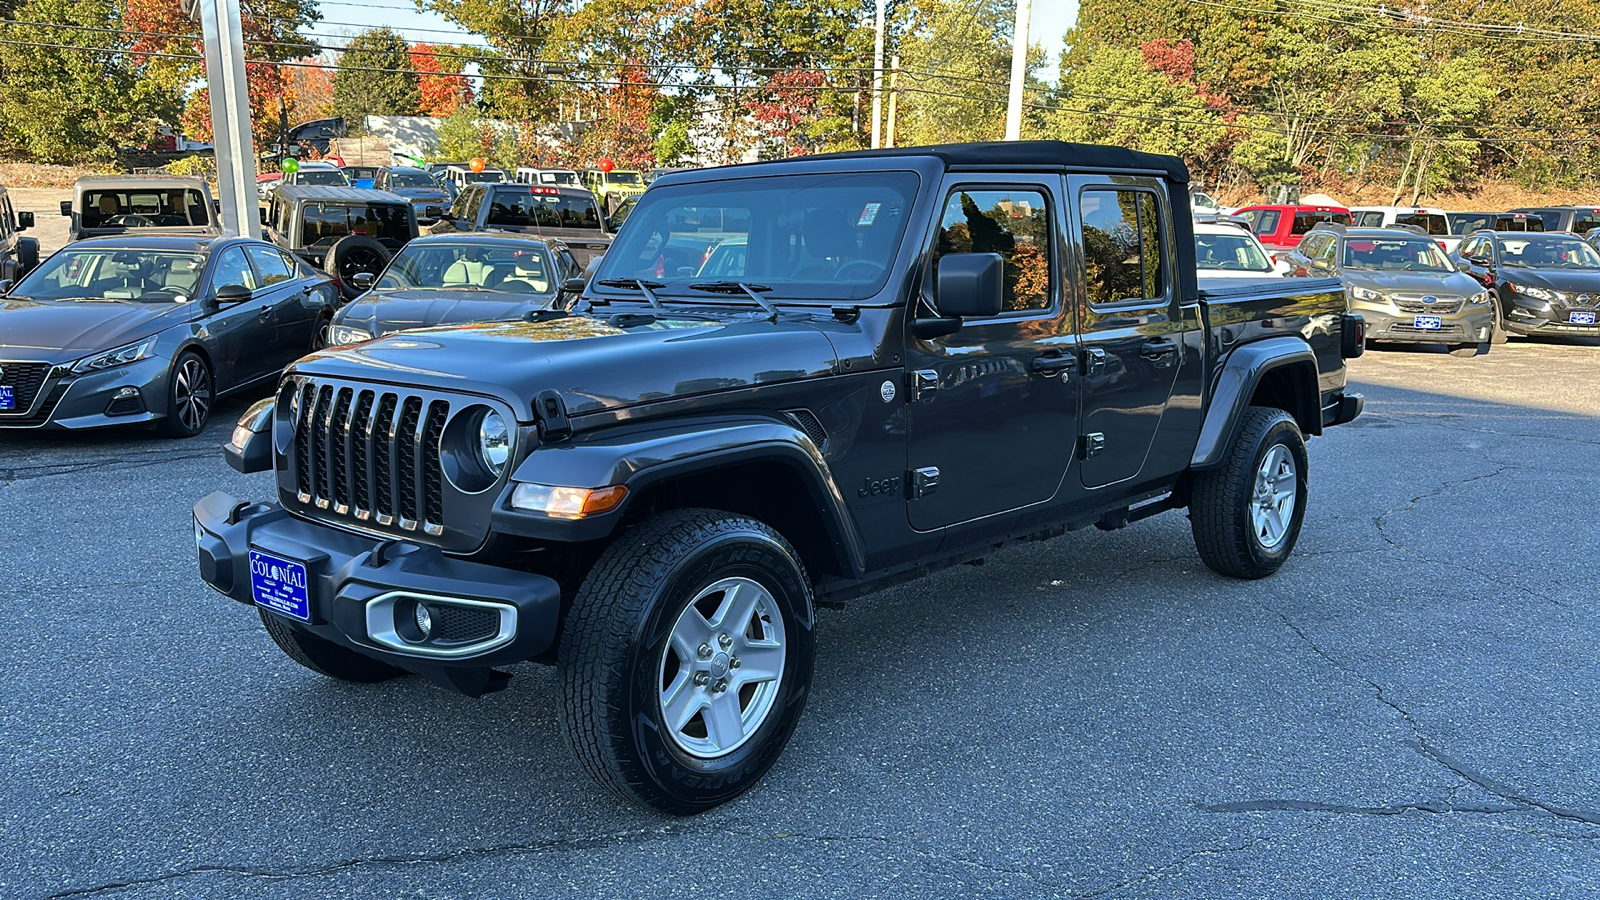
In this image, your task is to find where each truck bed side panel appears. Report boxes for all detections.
[1197,277,1348,401]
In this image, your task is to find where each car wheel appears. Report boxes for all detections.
[1189,407,1308,579]
[159,351,214,438]
[1449,342,1487,358]
[324,234,391,298]
[558,508,815,814]
[311,313,333,351]
[1489,293,1509,344]
[258,608,406,683]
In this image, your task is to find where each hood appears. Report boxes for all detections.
[1501,267,1600,295]
[337,289,556,333]
[1343,270,1483,296]
[391,187,451,202]
[295,307,841,421]
[0,296,193,358]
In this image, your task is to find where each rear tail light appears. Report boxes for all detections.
[1341,313,1366,358]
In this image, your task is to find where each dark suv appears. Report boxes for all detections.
[196,140,1364,814]
[430,182,613,265]
[0,185,39,283]
[1454,231,1600,340]
[1505,207,1600,236]
[264,184,418,296]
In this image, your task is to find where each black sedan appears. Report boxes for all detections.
[328,234,580,346]
[0,235,339,436]
[1453,231,1600,341]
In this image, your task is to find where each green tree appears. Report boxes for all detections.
[1047,46,1229,165]
[333,28,422,127]
[432,105,518,169]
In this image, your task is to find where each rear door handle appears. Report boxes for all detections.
[1031,351,1073,375]
[1140,338,1178,359]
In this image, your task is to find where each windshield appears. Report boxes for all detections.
[1195,232,1273,272]
[388,170,435,189]
[376,242,557,294]
[596,171,918,302]
[485,190,603,231]
[1191,191,1219,208]
[12,248,207,302]
[1342,238,1454,272]
[607,172,644,186]
[296,169,348,186]
[1292,211,1350,235]
[1448,213,1495,234]
[81,189,210,230]
[1395,213,1448,235]
[1497,236,1600,269]
[1498,216,1544,232]
[344,168,377,179]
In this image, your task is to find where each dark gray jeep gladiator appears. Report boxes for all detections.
[195,141,1365,813]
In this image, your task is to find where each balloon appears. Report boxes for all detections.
[280,158,300,174]
[599,158,614,173]
[469,157,487,173]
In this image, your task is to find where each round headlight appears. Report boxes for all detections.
[478,410,511,475]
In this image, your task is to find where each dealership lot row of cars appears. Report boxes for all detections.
[2,168,1599,438]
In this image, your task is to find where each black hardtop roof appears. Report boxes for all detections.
[800,140,1191,184]
[275,184,410,205]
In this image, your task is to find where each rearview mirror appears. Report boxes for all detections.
[16,211,33,230]
[216,283,253,304]
[349,272,376,292]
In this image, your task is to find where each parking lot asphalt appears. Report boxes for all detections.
[4,338,1600,899]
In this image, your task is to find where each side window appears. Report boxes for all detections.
[246,244,294,285]
[1252,210,1280,237]
[208,246,258,294]
[1080,188,1165,306]
[1355,212,1383,228]
[1315,237,1338,264]
[932,188,1051,314]
[465,187,487,224]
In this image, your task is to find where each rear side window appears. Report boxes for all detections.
[1572,213,1600,235]
[1396,213,1448,235]
[1251,210,1280,237]
[246,244,294,285]
[1292,211,1349,235]
[1080,188,1164,305]
[934,188,1051,313]
[1354,212,1385,228]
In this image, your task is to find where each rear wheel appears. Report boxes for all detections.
[258,608,406,683]
[558,508,815,814]
[1189,407,1308,579]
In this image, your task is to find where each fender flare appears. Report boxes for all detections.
[1190,336,1320,470]
[492,414,866,577]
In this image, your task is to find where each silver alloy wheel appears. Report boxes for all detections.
[657,576,787,759]
[1251,444,1297,550]
[173,357,212,432]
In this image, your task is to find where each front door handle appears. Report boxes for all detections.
[257,306,273,320]
[1031,351,1073,375]
[1140,338,1178,360]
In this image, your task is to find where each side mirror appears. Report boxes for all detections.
[560,276,587,295]
[258,207,269,226]
[1308,257,1330,271]
[349,271,376,292]
[1466,254,1490,266]
[216,283,253,304]
[60,201,72,217]
[0,279,13,295]
[916,252,1004,338]
[16,211,33,230]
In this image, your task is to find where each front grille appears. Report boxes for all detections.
[1389,323,1467,338]
[0,361,52,413]
[432,604,499,643]
[0,382,67,426]
[291,382,448,534]
[1393,296,1465,314]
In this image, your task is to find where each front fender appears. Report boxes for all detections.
[491,414,866,575]
[1191,336,1319,470]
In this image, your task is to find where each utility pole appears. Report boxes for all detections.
[871,0,886,149]
[1004,0,1032,141]
[186,0,259,237]
[885,55,900,149]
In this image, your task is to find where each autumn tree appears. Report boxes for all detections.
[411,43,472,117]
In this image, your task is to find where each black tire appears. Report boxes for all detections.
[310,312,333,351]
[1489,293,1509,344]
[558,508,816,814]
[1189,407,1309,579]
[258,608,406,683]
[159,351,214,438]
[324,234,390,298]
[1449,342,1487,358]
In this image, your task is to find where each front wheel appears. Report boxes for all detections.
[1189,407,1309,579]
[558,508,815,814]
[159,351,213,438]
[1449,342,1488,358]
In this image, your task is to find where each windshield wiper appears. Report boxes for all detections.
[594,278,666,311]
[688,281,778,320]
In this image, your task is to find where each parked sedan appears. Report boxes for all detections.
[1193,222,1288,283]
[1454,231,1600,341]
[327,234,581,346]
[0,236,339,436]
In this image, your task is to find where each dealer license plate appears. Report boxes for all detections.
[1413,315,1443,330]
[0,385,12,410]
[249,549,310,622]
[1571,311,1597,325]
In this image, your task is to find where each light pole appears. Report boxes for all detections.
[871,0,886,149]
[185,0,259,237]
[1004,0,1032,141]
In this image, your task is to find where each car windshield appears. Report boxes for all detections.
[1342,238,1454,271]
[1448,213,1496,234]
[80,189,210,229]
[1395,213,1448,235]
[296,169,348,186]
[388,170,435,189]
[1497,236,1600,269]
[607,172,644,185]
[1194,232,1273,272]
[1497,216,1544,232]
[11,248,208,302]
[595,171,918,302]
[376,242,557,294]
[485,190,603,231]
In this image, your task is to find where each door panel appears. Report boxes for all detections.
[905,178,1079,531]
[203,245,276,388]
[247,244,316,362]
[1070,175,1188,489]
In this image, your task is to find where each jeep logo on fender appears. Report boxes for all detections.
[858,475,901,498]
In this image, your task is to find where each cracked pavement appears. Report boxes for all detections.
[4,339,1600,898]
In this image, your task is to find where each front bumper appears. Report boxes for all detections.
[193,491,563,695]
[1357,307,1495,344]
[1503,305,1600,336]
[0,355,167,430]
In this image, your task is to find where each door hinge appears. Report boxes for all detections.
[909,369,939,402]
[911,466,940,498]
[1080,432,1106,460]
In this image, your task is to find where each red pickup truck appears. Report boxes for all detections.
[1235,204,1352,256]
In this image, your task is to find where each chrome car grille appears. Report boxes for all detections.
[1392,295,1465,315]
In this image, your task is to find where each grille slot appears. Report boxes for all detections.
[432,604,499,643]
[1393,297,1465,315]
[0,362,53,415]
[291,382,448,533]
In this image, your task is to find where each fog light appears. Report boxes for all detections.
[114,386,139,399]
[414,603,433,638]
